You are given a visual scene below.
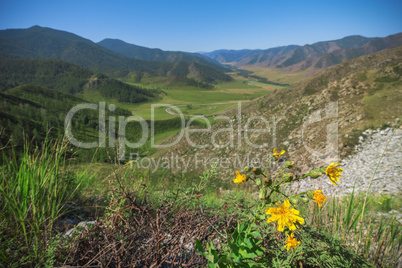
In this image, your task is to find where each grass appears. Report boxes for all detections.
[248,80,289,89]
[363,86,402,125]
[240,66,309,85]
[75,87,107,103]
[176,103,239,116]
[1,139,401,267]
[309,192,402,267]
[117,78,277,120]
[0,139,75,267]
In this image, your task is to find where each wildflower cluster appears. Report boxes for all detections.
[233,148,342,252]
[125,160,135,168]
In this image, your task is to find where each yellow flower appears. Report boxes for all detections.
[325,162,343,186]
[125,160,134,167]
[265,199,304,232]
[313,190,328,208]
[233,171,247,184]
[284,233,301,252]
[272,148,285,159]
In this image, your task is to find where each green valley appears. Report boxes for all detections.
[0,54,283,163]
[0,23,401,268]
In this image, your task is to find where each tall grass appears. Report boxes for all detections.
[308,129,401,267]
[309,192,401,267]
[0,139,74,266]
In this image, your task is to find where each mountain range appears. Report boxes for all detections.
[0,26,232,84]
[1,26,401,81]
[202,33,402,75]
[97,38,227,72]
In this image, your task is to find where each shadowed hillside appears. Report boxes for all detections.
[98,38,228,72]
[0,57,158,103]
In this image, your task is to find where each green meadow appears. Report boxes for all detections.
[118,78,281,121]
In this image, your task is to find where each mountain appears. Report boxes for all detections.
[202,48,265,64]
[0,26,232,83]
[97,38,229,72]
[203,33,402,74]
[160,46,402,178]
[0,57,158,103]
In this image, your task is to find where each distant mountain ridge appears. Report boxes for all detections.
[0,26,232,83]
[2,26,401,81]
[97,38,228,72]
[202,33,402,74]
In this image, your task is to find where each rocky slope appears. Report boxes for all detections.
[295,127,401,196]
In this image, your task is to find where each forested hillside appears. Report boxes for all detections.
[0,57,158,103]
[0,85,111,152]
[0,84,187,162]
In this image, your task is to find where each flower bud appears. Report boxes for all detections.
[244,166,251,172]
[264,178,272,187]
[308,169,323,179]
[283,172,294,182]
[290,197,299,205]
[318,167,326,173]
[307,191,314,198]
[284,161,294,169]
[259,187,266,200]
[252,167,263,175]
[255,178,262,186]
[300,196,309,202]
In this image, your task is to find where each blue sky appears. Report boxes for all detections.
[0,0,401,52]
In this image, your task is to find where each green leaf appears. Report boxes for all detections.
[239,248,258,259]
[207,262,217,268]
[195,239,205,255]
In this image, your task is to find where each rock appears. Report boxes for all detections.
[63,220,96,237]
[293,128,402,196]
